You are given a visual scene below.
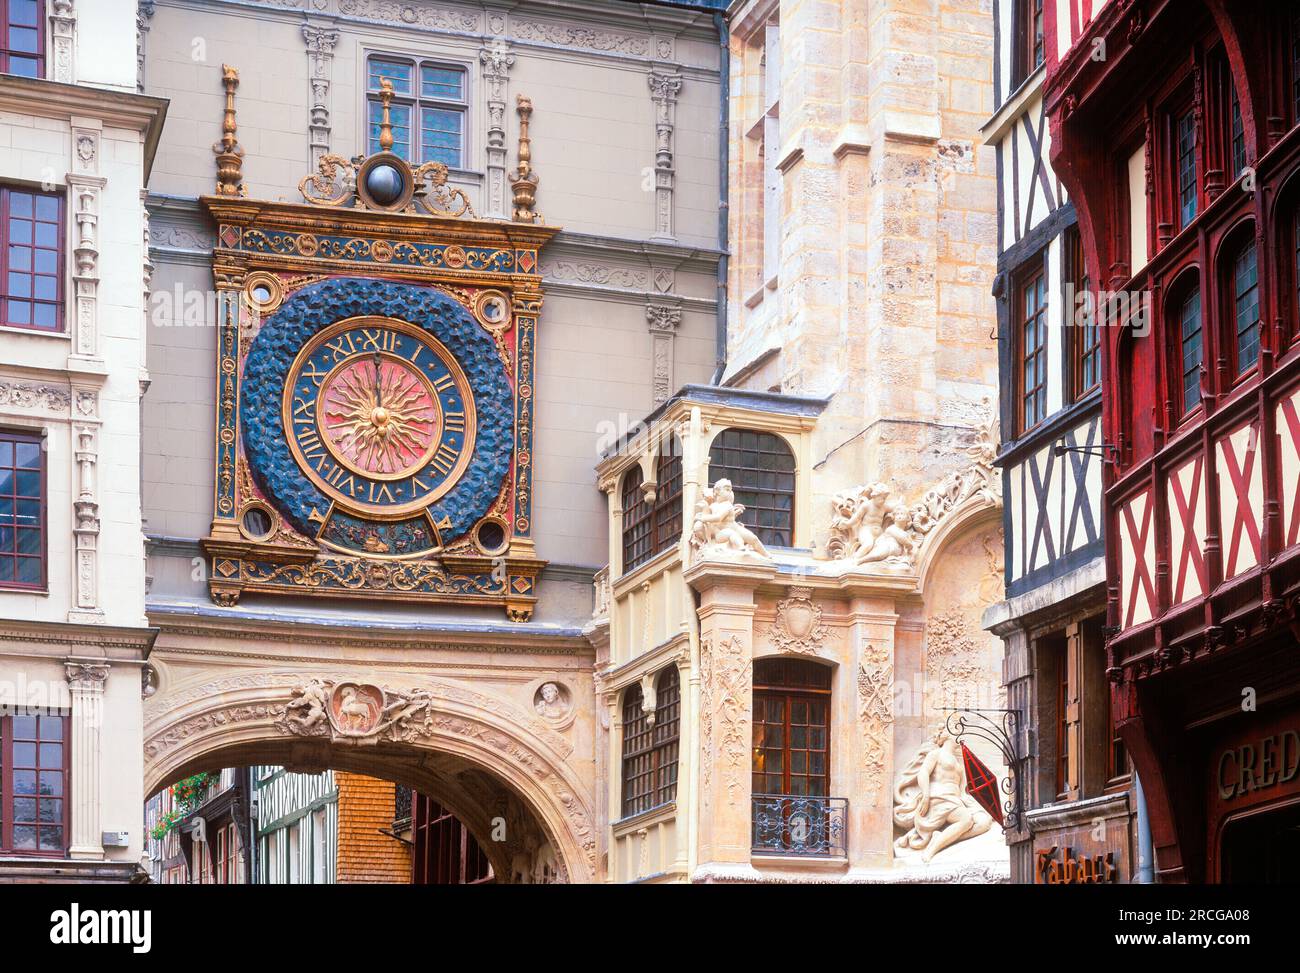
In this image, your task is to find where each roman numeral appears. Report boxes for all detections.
[325,464,359,495]
[300,360,329,387]
[431,373,455,393]
[443,410,466,433]
[367,482,397,504]
[360,329,397,352]
[429,443,459,476]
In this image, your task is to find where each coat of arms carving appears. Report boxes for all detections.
[768,587,831,654]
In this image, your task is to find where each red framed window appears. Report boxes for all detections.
[1228,82,1246,181]
[1175,108,1198,231]
[0,430,45,590]
[0,1,42,79]
[1,712,69,855]
[1230,238,1260,375]
[1016,261,1048,432]
[1178,288,1203,416]
[619,667,681,818]
[215,823,238,884]
[752,658,831,798]
[1066,227,1099,400]
[1,186,64,332]
[1293,206,1300,341]
[707,428,796,547]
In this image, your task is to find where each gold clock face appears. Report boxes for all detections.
[283,316,476,519]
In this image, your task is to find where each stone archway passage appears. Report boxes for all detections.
[144,670,597,883]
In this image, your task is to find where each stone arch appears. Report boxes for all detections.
[143,668,597,883]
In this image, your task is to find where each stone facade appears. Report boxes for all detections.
[0,0,164,882]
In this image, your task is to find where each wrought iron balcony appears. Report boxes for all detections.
[751,794,848,858]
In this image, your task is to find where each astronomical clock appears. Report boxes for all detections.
[200,71,554,620]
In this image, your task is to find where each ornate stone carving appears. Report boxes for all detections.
[277,678,437,745]
[0,382,71,413]
[826,415,1000,568]
[542,261,650,289]
[480,45,516,219]
[65,661,110,691]
[689,479,771,563]
[857,644,893,800]
[533,681,571,721]
[511,19,651,57]
[337,0,479,32]
[302,25,340,164]
[768,586,830,654]
[638,671,658,725]
[50,0,75,84]
[893,730,993,863]
[646,303,681,406]
[699,635,750,806]
[647,72,683,240]
[136,1,155,92]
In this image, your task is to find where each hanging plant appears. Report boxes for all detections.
[150,773,216,841]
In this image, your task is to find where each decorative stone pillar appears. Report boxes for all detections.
[68,414,102,622]
[303,24,340,165]
[848,597,900,868]
[136,1,155,92]
[50,0,75,84]
[684,557,775,877]
[68,120,104,365]
[645,303,681,407]
[66,661,110,860]
[480,45,516,219]
[647,71,683,241]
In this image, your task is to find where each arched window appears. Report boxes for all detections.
[708,428,796,547]
[1174,283,1203,417]
[619,438,683,574]
[1228,235,1260,376]
[620,667,680,818]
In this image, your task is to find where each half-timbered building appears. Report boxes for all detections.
[981,0,1139,883]
[1045,0,1300,882]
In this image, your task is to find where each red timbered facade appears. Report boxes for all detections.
[1045,0,1300,882]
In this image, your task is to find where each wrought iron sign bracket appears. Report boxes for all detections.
[943,706,1027,833]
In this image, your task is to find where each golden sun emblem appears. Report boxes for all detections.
[320,351,440,477]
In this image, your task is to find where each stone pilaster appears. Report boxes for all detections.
[685,556,776,876]
[66,661,110,860]
[303,24,340,165]
[68,414,102,622]
[50,0,75,84]
[480,45,516,219]
[645,303,681,407]
[68,118,104,366]
[647,71,683,240]
[136,1,155,92]
[848,596,900,868]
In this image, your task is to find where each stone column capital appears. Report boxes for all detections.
[65,661,110,692]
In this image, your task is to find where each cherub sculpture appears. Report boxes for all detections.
[689,479,770,561]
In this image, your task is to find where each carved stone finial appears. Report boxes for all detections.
[511,94,540,223]
[213,64,246,197]
[377,77,395,153]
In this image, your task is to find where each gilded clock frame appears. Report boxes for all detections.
[199,193,557,621]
